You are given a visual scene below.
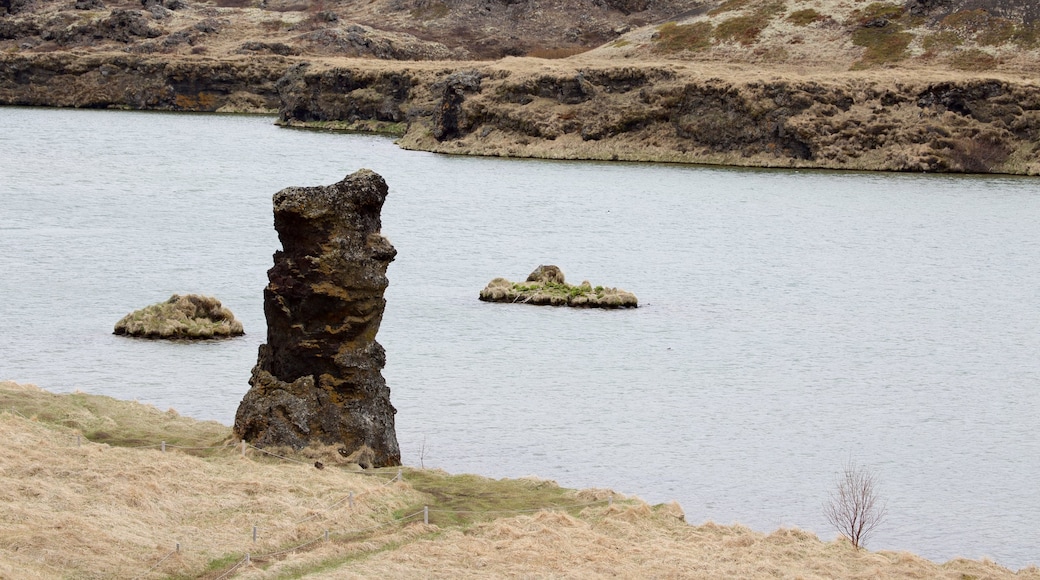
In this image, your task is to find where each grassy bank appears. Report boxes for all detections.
[1,381,1037,578]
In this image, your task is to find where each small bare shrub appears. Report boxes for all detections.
[824,459,886,550]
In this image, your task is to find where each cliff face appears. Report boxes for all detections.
[1,52,1037,174]
[415,68,1040,174]
[234,169,400,467]
[0,52,286,112]
[277,60,1040,175]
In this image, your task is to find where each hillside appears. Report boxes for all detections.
[3,381,1039,578]
[596,0,1040,74]
[3,0,1038,69]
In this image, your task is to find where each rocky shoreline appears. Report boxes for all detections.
[2,51,1039,175]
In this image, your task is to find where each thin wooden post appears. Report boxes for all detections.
[161,441,166,453]
[423,505,429,525]
[176,542,180,553]
[348,491,354,508]
[245,553,250,565]
[252,525,257,542]
[76,435,81,447]
[325,530,329,542]
[608,495,613,507]
[241,440,247,457]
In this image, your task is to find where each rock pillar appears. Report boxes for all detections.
[233,169,401,467]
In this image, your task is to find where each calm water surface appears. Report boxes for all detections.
[1,107,1038,569]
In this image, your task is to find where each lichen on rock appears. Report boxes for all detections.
[113,293,244,339]
[233,169,401,467]
[479,265,638,308]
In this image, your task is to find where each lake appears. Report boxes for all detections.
[1,107,1038,569]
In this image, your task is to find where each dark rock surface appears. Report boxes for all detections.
[234,169,401,467]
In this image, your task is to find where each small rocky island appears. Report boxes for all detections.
[234,169,401,468]
[479,265,637,309]
[113,294,244,339]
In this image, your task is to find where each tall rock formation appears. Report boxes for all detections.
[234,169,401,467]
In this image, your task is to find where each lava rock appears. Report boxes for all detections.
[233,169,401,467]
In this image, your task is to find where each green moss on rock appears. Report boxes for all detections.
[479,265,637,309]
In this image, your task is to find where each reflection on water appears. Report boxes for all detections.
[2,107,1039,568]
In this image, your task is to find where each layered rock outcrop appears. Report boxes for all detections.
[233,169,401,467]
[3,54,1039,174]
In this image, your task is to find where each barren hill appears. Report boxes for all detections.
[3,0,1038,67]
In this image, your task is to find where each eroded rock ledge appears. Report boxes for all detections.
[2,53,1039,175]
[480,265,638,308]
[233,169,400,467]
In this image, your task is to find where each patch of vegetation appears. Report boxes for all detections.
[715,14,767,45]
[394,470,604,527]
[787,8,823,26]
[512,280,601,300]
[713,1,784,45]
[0,381,231,451]
[949,48,999,71]
[653,21,712,52]
[922,30,963,51]
[939,9,1017,46]
[1012,21,1040,48]
[851,25,912,67]
[479,274,637,308]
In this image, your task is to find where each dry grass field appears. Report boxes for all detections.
[3,380,1040,579]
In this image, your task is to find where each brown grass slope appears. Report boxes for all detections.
[3,381,1040,578]
[596,0,1040,74]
